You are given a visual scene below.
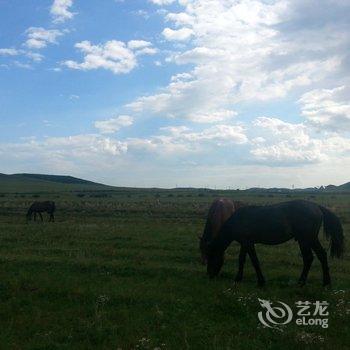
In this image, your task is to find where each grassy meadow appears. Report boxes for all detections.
[0,188,349,349]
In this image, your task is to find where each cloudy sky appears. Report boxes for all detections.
[0,0,349,188]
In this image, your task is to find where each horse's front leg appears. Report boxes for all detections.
[234,244,247,283]
[39,212,43,222]
[247,244,265,287]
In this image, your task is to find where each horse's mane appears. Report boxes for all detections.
[204,198,245,240]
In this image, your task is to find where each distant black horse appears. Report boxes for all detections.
[26,201,55,222]
[203,200,344,286]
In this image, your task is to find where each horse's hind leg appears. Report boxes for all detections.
[312,240,331,286]
[298,242,314,286]
[247,244,265,287]
[39,212,43,222]
[234,245,247,283]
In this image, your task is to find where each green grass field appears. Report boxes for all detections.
[0,189,349,349]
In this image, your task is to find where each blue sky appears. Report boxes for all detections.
[0,0,349,188]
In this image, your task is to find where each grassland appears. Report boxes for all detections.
[0,188,349,349]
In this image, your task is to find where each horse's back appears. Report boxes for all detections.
[228,200,323,244]
[30,200,55,211]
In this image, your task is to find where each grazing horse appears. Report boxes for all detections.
[26,201,56,222]
[204,200,344,286]
[199,198,245,265]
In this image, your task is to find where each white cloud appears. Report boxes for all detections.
[165,12,194,27]
[162,124,248,144]
[299,85,350,132]
[63,39,156,74]
[0,134,128,177]
[162,27,194,41]
[127,40,158,55]
[127,68,238,123]
[25,27,64,49]
[51,0,75,23]
[250,117,350,164]
[150,0,175,5]
[127,0,348,126]
[26,52,44,62]
[0,48,43,63]
[45,134,127,156]
[0,48,20,56]
[95,115,134,134]
[129,123,248,156]
[127,40,152,50]
[13,61,33,69]
[0,135,127,158]
[187,109,237,123]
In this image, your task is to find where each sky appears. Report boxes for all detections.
[0,0,349,189]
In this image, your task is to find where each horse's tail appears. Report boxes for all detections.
[319,206,344,258]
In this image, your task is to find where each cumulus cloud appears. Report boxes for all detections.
[63,39,156,74]
[250,117,350,164]
[127,69,238,123]
[162,27,194,41]
[299,85,350,132]
[127,0,348,126]
[51,0,75,23]
[25,27,64,49]
[129,123,248,156]
[127,40,152,50]
[94,115,134,134]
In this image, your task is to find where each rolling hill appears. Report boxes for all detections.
[0,173,113,193]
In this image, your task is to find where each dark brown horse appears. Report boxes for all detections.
[26,201,56,222]
[199,198,245,265]
[204,200,344,286]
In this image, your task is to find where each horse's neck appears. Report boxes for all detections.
[213,224,236,252]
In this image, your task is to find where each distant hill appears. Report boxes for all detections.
[16,173,103,186]
[0,173,113,193]
[336,182,350,191]
[0,172,349,193]
[245,184,350,193]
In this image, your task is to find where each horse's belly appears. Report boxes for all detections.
[252,227,294,245]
